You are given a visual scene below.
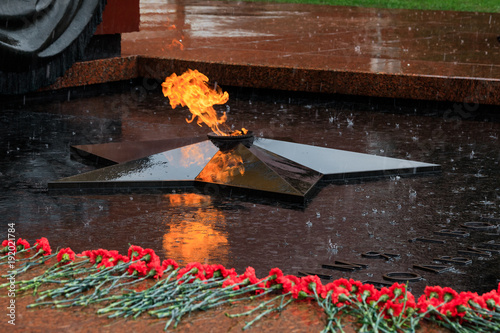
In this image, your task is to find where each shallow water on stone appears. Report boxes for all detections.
[1,89,499,296]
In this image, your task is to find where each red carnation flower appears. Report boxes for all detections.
[303,275,324,294]
[177,262,206,283]
[280,276,299,295]
[320,282,334,299]
[482,290,500,310]
[34,237,52,256]
[77,250,92,258]
[1,240,15,254]
[16,238,31,252]
[358,283,379,304]
[417,294,442,313]
[78,249,112,265]
[239,266,261,285]
[141,248,160,265]
[128,245,145,261]
[268,267,284,279]
[209,264,226,278]
[110,252,130,265]
[384,300,405,318]
[387,282,408,299]
[127,261,148,277]
[332,278,353,292]
[291,275,324,299]
[265,267,284,288]
[275,276,295,293]
[349,279,364,295]
[291,284,308,299]
[204,264,216,279]
[162,259,179,272]
[320,278,354,303]
[237,267,266,294]
[97,258,116,270]
[103,250,128,266]
[94,249,112,264]
[147,260,164,279]
[222,276,243,290]
[331,286,351,306]
[57,248,75,265]
[377,287,392,303]
[440,297,469,318]
[422,285,458,304]
[287,275,301,286]
[90,249,128,269]
[461,291,486,309]
[204,264,234,279]
[220,266,237,279]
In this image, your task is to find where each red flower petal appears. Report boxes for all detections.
[16,238,31,252]
[56,248,75,265]
[34,237,52,256]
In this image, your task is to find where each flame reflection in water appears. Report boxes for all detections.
[162,194,229,265]
[197,150,245,183]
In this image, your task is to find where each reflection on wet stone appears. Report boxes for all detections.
[2,90,500,297]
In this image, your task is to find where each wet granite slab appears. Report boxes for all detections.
[42,56,139,91]
[45,0,500,105]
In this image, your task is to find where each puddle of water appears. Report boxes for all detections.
[1,88,499,296]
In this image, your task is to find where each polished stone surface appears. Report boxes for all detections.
[254,139,439,180]
[3,91,499,297]
[45,0,500,105]
[50,137,439,203]
[124,0,500,79]
[71,136,207,165]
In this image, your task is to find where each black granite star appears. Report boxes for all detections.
[49,136,440,204]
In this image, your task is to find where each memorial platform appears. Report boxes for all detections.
[47,0,500,105]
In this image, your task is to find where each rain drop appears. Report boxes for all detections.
[347,117,354,127]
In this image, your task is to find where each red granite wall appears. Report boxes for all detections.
[95,0,140,35]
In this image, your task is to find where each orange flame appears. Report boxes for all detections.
[232,128,248,136]
[162,69,229,136]
[197,151,245,183]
